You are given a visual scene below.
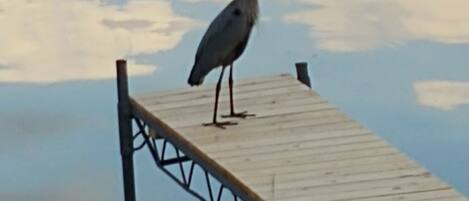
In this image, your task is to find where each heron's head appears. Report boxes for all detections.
[187,68,206,87]
[188,76,204,87]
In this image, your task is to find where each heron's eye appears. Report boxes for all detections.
[233,8,241,16]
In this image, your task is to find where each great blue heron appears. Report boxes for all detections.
[188,0,259,128]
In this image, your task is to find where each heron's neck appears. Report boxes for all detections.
[240,0,259,24]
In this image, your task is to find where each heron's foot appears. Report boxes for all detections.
[202,121,238,129]
[221,111,256,119]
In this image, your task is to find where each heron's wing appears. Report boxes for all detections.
[194,1,249,68]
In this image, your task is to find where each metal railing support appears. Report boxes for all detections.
[116,59,137,201]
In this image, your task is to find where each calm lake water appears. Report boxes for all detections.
[1,0,468,200]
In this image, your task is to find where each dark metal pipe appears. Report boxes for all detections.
[295,62,312,88]
[116,59,137,201]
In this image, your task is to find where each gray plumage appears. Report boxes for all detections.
[188,0,259,86]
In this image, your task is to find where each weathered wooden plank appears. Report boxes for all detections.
[224,146,398,172]
[171,103,336,128]
[142,83,313,113]
[274,181,449,201]
[215,139,387,168]
[435,198,469,201]
[174,106,343,134]
[149,97,325,124]
[175,111,350,138]
[254,167,431,198]
[351,189,464,201]
[152,97,328,126]
[235,154,411,177]
[190,125,368,151]
[214,135,384,163]
[243,159,420,187]
[135,74,295,101]
[201,129,372,157]
[136,75,308,106]
[207,133,381,159]
[139,81,302,109]
[257,167,429,194]
[149,90,317,117]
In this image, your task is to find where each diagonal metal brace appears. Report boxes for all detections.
[160,156,191,166]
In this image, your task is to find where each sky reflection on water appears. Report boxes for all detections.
[0,0,468,200]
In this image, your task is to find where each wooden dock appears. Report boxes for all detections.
[124,71,468,200]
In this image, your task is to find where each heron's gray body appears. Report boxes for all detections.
[188,0,258,86]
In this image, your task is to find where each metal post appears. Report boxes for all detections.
[116,59,137,201]
[295,62,312,88]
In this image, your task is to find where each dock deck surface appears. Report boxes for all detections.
[131,74,468,201]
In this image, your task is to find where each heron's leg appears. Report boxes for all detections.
[203,67,237,129]
[222,64,255,119]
